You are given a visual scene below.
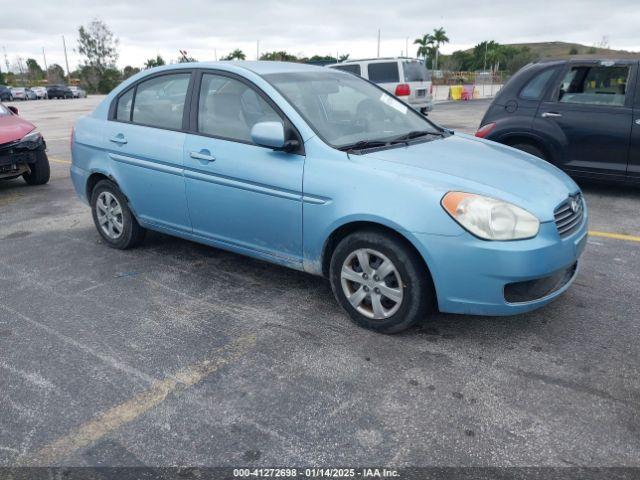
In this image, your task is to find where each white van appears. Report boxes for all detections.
[328,58,434,114]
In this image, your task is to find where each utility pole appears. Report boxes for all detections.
[62,35,71,83]
[406,37,409,58]
[257,40,260,61]
[42,47,48,71]
[377,29,381,58]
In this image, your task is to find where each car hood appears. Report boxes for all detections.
[362,133,579,222]
[0,115,35,144]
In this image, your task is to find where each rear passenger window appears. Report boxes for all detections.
[131,73,190,129]
[519,68,557,100]
[116,88,134,121]
[558,65,629,106]
[367,62,400,83]
[332,64,361,76]
[198,73,282,143]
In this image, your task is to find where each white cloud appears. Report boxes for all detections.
[1,0,638,71]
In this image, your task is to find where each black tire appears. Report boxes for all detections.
[23,151,50,185]
[329,229,434,334]
[90,179,145,249]
[510,142,546,160]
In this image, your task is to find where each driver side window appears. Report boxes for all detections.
[198,73,282,143]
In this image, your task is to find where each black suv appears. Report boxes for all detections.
[477,59,639,184]
[0,85,12,101]
[46,84,73,99]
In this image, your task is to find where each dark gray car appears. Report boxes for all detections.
[476,59,640,184]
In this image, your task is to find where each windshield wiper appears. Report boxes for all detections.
[338,140,388,152]
[389,130,441,144]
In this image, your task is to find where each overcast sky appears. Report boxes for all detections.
[2,0,639,71]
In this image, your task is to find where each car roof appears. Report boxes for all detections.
[147,60,328,76]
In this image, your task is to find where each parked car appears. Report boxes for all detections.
[477,59,639,184]
[0,103,50,185]
[31,86,48,99]
[25,88,37,100]
[328,57,434,114]
[0,85,13,101]
[71,62,587,333]
[10,87,28,101]
[47,84,73,99]
[70,86,87,98]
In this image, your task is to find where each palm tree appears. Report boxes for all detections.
[431,27,449,70]
[221,49,246,61]
[414,34,435,64]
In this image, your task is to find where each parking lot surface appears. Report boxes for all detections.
[0,97,639,467]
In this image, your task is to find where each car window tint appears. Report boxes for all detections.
[116,88,134,121]
[131,73,190,129]
[558,65,629,106]
[520,68,557,100]
[198,73,282,142]
[402,61,431,82]
[367,62,400,83]
[331,64,361,76]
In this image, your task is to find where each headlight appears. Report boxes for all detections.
[442,191,539,240]
[21,129,43,143]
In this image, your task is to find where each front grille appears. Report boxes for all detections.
[554,194,584,238]
[504,262,577,303]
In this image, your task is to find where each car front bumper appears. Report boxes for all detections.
[0,138,47,177]
[413,218,588,316]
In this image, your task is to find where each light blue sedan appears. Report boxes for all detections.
[70,61,588,333]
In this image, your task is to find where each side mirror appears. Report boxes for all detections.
[251,121,286,150]
[8,106,18,115]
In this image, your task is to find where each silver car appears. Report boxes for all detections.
[328,57,434,114]
[31,86,48,99]
[69,86,87,98]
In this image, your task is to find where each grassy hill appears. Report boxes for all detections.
[497,41,639,59]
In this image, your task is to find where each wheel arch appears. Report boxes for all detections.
[320,220,438,309]
[499,132,552,160]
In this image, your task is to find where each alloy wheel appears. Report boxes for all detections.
[340,248,404,319]
[96,191,124,240]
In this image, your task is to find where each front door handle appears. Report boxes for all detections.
[109,134,127,144]
[190,150,216,162]
[541,112,563,118]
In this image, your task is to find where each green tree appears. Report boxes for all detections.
[47,64,65,84]
[123,65,140,79]
[307,55,337,63]
[414,34,435,63]
[587,47,597,54]
[431,27,449,70]
[144,55,165,69]
[569,47,579,55]
[221,49,246,60]
[260,51,298,62]
[338,54,350,62]
[26,58,44,82]
[77,19,119,93]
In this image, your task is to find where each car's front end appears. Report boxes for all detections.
[0,129,47,180]
[351,132,588,317]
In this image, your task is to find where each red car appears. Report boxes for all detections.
[0,103,50,185]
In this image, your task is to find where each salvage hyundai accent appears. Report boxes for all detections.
[70,62,588,333]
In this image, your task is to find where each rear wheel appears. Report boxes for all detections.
[23,151,50,185]
[329,229,433,333]
[90,180,146,249]
[510,142,546,160]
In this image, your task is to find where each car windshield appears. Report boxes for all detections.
[263,70,440,149]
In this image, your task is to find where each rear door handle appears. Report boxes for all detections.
[109,134,127,144]
[190,150,216,162]
[541,112,563,118]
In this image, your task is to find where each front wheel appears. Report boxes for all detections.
[23,151,50,185]
[329,230,434,333]
[510,142,546,160]
[90,179,146,249]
